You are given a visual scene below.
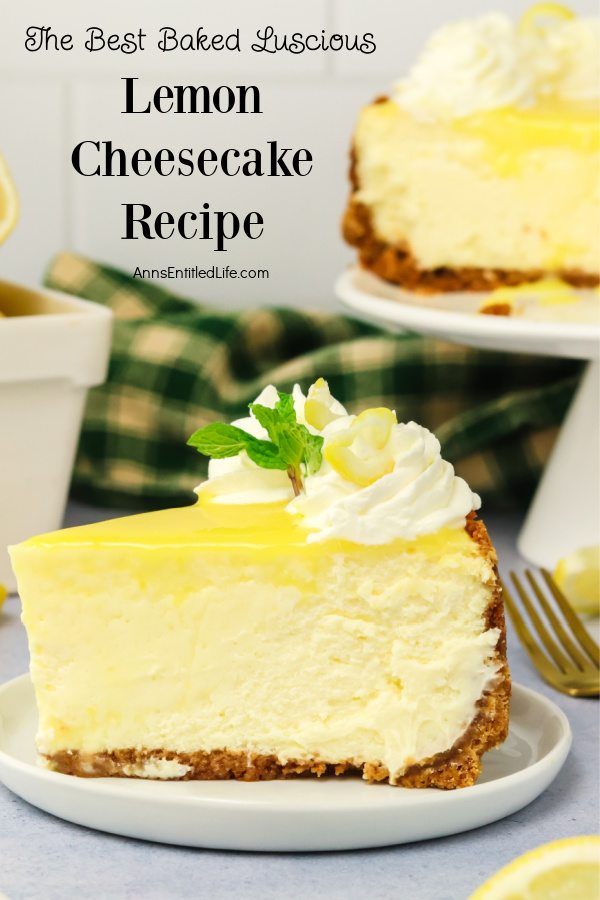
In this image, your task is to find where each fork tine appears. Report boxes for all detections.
[540,568,600,668]
[524,570,591,672]
[501,579,562,685]
[510,572,572,673]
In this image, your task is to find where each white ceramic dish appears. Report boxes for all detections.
[0,282,112,591]
[335,267,600,360]
[0,675,571,852]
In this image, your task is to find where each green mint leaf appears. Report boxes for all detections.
[251,395,322,470]
[303,432,324,475]
[245,441,288,470]
[275,391,296,423]
[249,403,282,445]
[187,423,258,458]
[188,423,285,470]
[276,424,305,467]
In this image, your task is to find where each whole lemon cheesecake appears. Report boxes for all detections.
[10,381,510,787]
[343,6,600,293]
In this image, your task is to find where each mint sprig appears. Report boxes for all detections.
[187,391,323,496]
[187,423,288,470]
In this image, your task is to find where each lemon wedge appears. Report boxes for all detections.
[554,545,600,615]
[0,151,19,244]
[470,836,600,900]
[0,584,7,611]
[519,3,576,36]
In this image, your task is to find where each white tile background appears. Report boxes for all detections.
[0,0,597,310]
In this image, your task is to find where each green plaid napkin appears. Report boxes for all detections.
[45,253,582,511]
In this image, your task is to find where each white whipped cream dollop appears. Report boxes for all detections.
[394,14,533,121]
[536,18,600,102]
[393,11,600,122]
[196,381,480,545]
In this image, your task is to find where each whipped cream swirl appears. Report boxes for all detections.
[393,11,600,122]
[535,18,600,102]
[394,14,533,121]
[196,381,481,545]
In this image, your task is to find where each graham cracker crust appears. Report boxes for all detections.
[342,165,599,295]
[44,517,510,789]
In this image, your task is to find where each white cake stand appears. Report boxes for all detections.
[336,267,600,569]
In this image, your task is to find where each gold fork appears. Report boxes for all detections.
[502,568,600,697]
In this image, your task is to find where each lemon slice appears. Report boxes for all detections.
[554,545,600,615]
[519,3,576,36]
[0,151,19,244]
[470,836,600,900]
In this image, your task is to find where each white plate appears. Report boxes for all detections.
[336,267,600,360]
[0,675,571,852]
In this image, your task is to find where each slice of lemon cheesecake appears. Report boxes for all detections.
[10,381,510,788]
[343,6,600,292]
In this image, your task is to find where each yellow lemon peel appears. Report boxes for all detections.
[324,408,397,487]
[519,3,576,37]
[304,378,346,431]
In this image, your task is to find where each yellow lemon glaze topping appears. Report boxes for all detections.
[481,277,581,313]
[21,499,473,559]
[370,98,599,177]
[454,100,600,175]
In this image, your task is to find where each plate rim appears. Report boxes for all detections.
[335,267,600,359]
[0,673,572,811]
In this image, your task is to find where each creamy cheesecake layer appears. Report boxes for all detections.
[350,99,600,278]
[12,502,503,784]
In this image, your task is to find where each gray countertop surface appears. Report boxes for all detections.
[1,503,598,900]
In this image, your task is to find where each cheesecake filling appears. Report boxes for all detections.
[17,512,501,783]
[350,9,600,278]
[353,100,599,275]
